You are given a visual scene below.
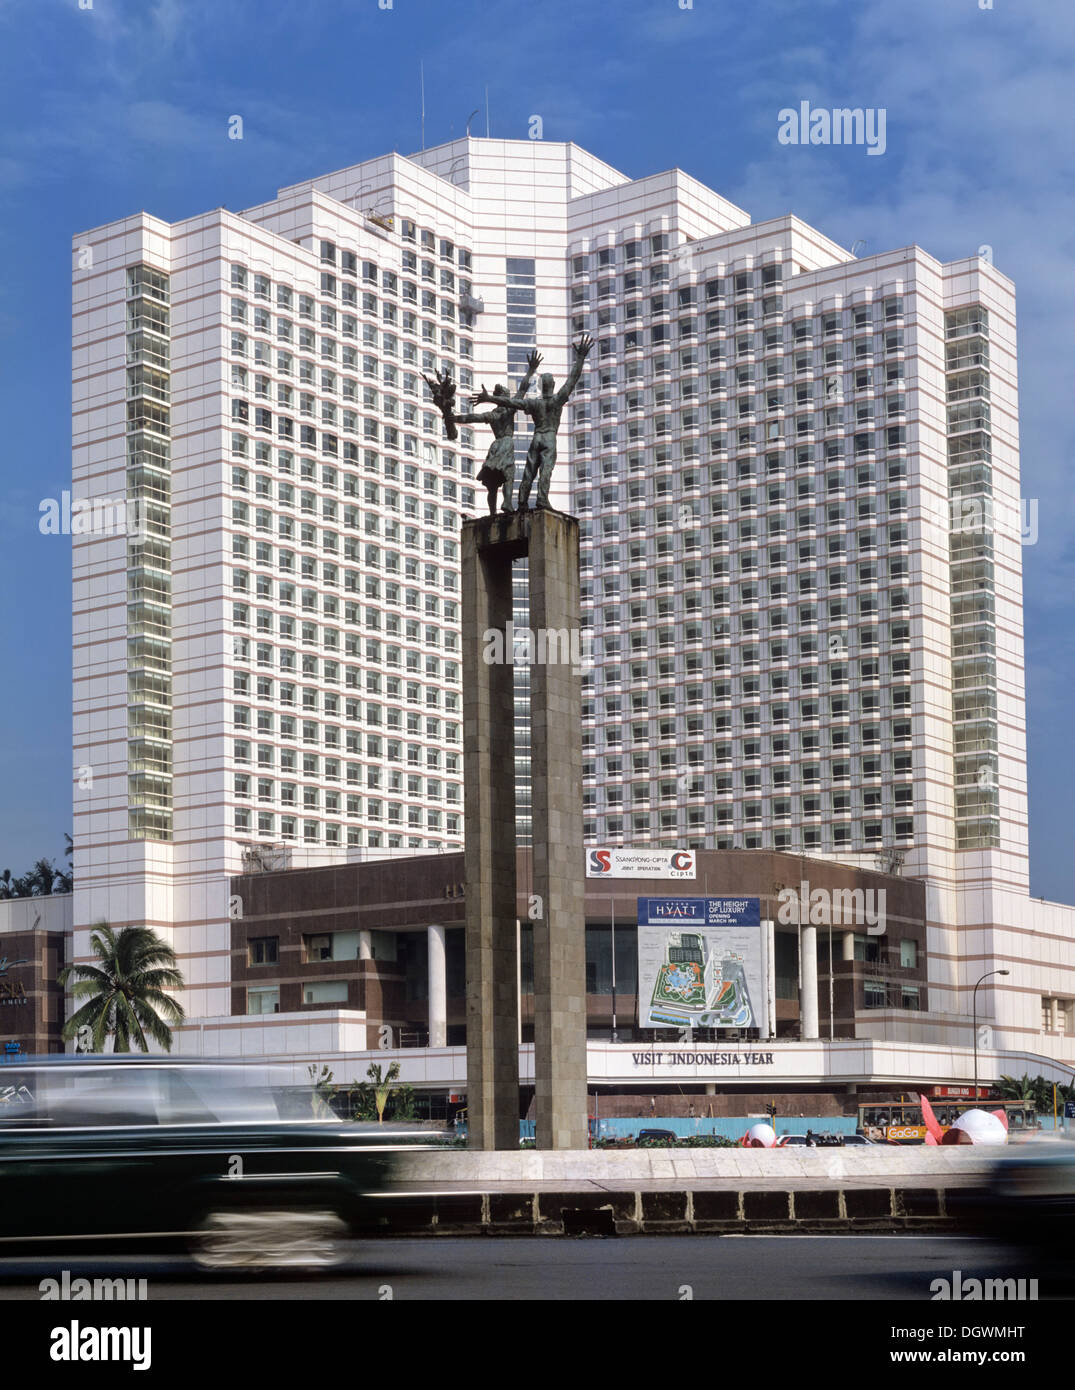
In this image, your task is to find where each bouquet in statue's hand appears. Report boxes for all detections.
[423,367,459,442]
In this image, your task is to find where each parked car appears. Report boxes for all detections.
[775,1134,808,1146]
[0,1057,448,1270]
[636,1128,679,1145]
[841,1133,876,1145]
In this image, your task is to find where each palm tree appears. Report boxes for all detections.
[59,923,186,1052]
[368,1061,401,1122]
[24,857,60,895]
[996,1073,1036,1103]
[55,834,73,893]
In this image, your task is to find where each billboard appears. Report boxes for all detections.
[637,897,768,1032]
[586,848,696,880]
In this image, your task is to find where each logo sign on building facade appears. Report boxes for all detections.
[586,848,696,880]
[0,960,29,1007]
[636,897,768,1033]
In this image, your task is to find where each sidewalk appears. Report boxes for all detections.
[365,1147,1005,1235]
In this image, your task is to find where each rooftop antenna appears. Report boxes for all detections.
[485,86,490,137]
[466,108,480,137]
[420,62,426,150]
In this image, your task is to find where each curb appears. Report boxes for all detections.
[361,1185,956,1236]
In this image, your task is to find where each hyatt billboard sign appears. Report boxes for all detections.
[637,897,769,1033]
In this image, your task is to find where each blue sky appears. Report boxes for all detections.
[0,0,1072,897]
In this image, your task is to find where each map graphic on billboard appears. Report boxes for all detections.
[637,898,767,1032]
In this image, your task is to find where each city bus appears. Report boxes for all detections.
[857,1098,1037,1143]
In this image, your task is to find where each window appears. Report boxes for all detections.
[303,981,349,1005]
[247,986,279,1015]
[248,936,278,966]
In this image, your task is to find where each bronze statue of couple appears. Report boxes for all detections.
[424,334,594,515]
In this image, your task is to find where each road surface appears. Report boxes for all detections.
[0,1235,1066,1300]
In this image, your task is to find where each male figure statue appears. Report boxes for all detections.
[476,335,593,509]
[452,350,542,515]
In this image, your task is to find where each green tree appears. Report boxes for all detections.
[0,867,32,898]
[24,857,62,895]
[0,851,70,897]
[350,1062,404,1122]
[58,923,186,1052]
[370,1061,400,1122]
[307,1064,336,1117]
[55,834,74,893]
[391,1082,417,1121]
[1033,1075,1074,1115]
[996,1073,1036,1104]
[347,1078,377,1121]
[995,1073,1075,1118]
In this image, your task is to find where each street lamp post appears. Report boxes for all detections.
[972,968,1010,1099]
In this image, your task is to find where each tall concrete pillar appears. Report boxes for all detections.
[461,508,588,1152]
[358,930,372,961]
[800,922,820,1040]
[427,923,447,1048]
[528,511,588,1151]
[462,513,522,1151]
[842,930,855,962]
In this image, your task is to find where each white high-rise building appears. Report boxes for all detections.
[71,138,1073,1074]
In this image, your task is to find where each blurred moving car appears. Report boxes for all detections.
[954,1139,1075,1257]
[0,1057,448,1270]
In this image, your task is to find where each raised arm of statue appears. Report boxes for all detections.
[516,349,543,396]
[554,334,594,406]
[475,385,536,413]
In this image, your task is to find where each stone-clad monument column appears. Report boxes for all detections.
[461,508,588,1150]
[461,515,522,1151]
[528,512,588,1150]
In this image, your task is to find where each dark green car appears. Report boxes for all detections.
[0,1057,447,1269]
